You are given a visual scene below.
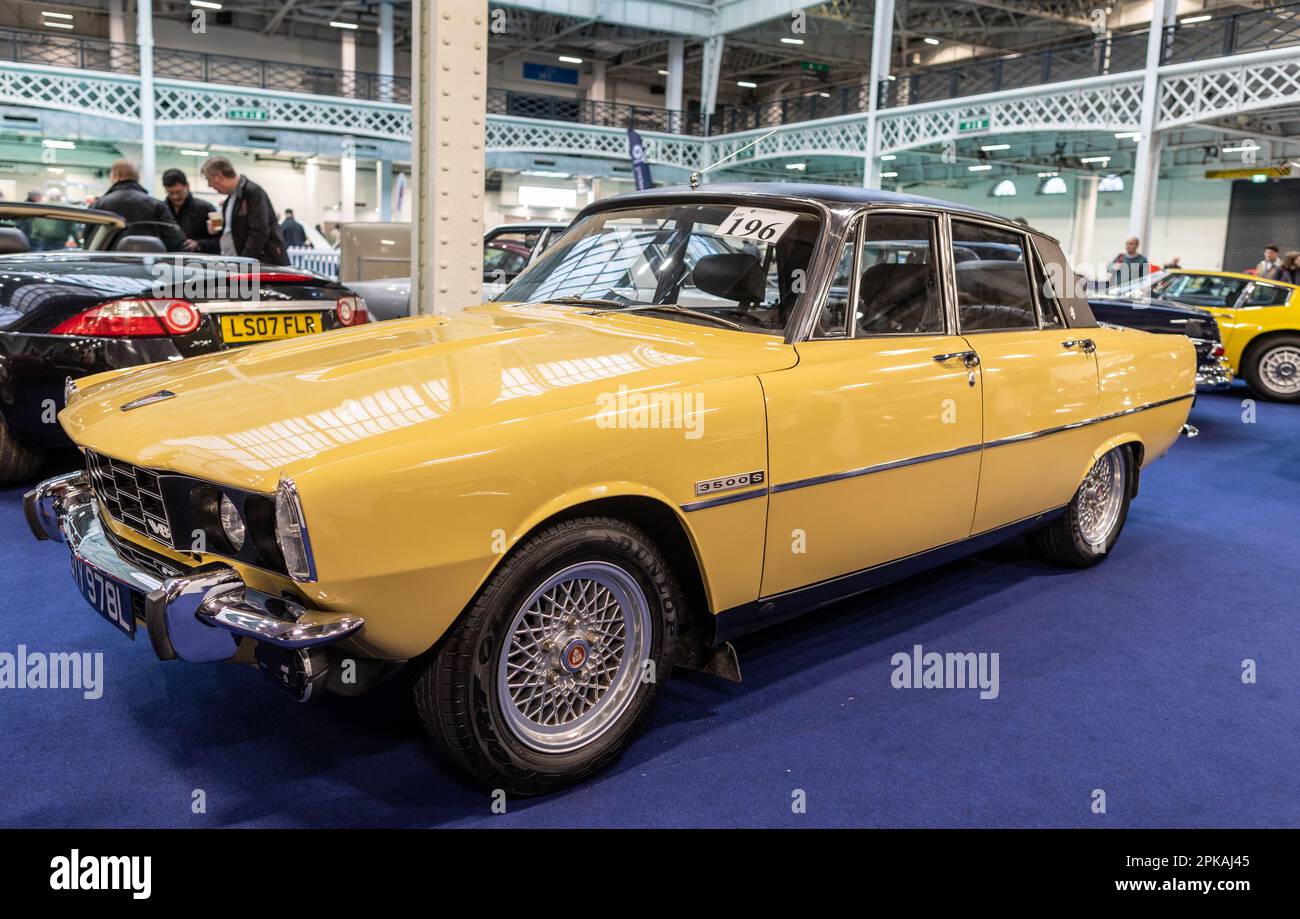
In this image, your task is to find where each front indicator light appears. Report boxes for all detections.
[219,494,246,551]
[275,477,316,582]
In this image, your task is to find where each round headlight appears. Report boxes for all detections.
[219,494,245,551]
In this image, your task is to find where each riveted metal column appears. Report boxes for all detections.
[1128,0,1170,247]
[665,38,685,132]
[410,0,488,316]
[378,0,395,102]
[137,0,156,192]
[699,34,725,136]
[863,0,894,189]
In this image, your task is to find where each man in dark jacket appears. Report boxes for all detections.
[93,160,184,250]
[162,168,219,252]
[280,209,308,248]
[198,156,289,266]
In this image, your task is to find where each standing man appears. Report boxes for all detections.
[280,209,308,248]
[93,159,183,249]
[1255,245,1281,277]
[162,168,219,252]
[1109,237,1149,288]
[197,156,289,265]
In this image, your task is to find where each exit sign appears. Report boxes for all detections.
[226,107,268,121]
[958,116,990,133]
[800,61,830,75]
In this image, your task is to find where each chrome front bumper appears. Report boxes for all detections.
[24,472,363,670]
[1195,362,1234,391]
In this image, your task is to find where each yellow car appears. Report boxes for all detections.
[1108,268,1300,401]
[26,185,1197,793]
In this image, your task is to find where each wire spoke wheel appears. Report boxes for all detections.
[497,561,652,753]
[1076,450,1126,550]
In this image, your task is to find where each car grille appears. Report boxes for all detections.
[101,523,188,582]
[85,450,175,548]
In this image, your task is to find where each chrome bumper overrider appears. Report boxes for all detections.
[24,472,363,667]
[1195,363,1234,391]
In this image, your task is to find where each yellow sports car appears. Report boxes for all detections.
[26,184,1196,793]
[1107,268,1300,402]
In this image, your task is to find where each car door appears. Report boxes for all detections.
[949,218,1101,534]
[759,209,983,598]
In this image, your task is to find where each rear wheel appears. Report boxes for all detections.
[414,516,679,795]
[0,415,43,485]
[1028,446,1132,568]
[1243,335,1300,403]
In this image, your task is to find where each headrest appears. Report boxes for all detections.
[114,234,167,253]
[860,261,929,296]
[0,226,31,255]
[691,252,767,303]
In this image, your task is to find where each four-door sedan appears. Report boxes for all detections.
[0,201,368,482]
[1105,268,1300,401]
[26,184,1196,793]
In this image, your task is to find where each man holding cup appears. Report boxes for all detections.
[196,156,290,266]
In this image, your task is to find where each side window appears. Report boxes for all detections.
[1245,283,1291,307]
[855,213,943,336]
[814,227,857,337]
[1033,235,1095,327]
[952,220,1036,331]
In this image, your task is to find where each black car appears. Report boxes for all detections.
[1087,296,1232,390]
[0,202,367,482]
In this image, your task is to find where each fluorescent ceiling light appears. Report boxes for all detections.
[968,164,993,172]
[785,163,806,171]
[179,149,208,156]
[41,11,73,19]
[737,80,758,88]
[780,38,804,45]
[818,92,830,98]
[1037,171,1058,178]
[881,171,899,178]
[980,143,1010,152]
[47,167,64,174]
[880,154,896,161]
[190,1,222,9]
[1080,155,1110,163]
[1222,143,1259,153]
[885,74,896,81]
[329,21,359,30]
[1180,15,1211,25]
[43,20,73,29]
[1114,131,1139,140]
[558,55,584,64]
[521,169,571,178]
[658,69,668,75]
[42,139,76,149]
[923,37,940,45]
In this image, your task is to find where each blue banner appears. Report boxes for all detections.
[627,128,653,191]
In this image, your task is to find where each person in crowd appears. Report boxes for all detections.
[162,168,219,252]
[197,157,289,265]
[1109,236,1149,287]
[1270,251,1300,285]
[1164,255,1182,269]
[1255,245,1281,277]
[25,190,42,203]
[92,159,183,249]
[27,188,74,251]
[279,208,308,248]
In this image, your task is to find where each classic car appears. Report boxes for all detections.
[0,201,368,482]
[1086,296,1232,390]
[26,184,1197,794]
[1104,268,1300,401]
[348,222,567,320]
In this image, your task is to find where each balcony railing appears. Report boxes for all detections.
[0,26,410,103]
[485,87,700,134]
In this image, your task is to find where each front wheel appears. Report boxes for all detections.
[414,516,680,795]
[1028,446,1133,568]
[1243,336,1300,403]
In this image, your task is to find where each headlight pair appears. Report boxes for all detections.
[187,479,315,582]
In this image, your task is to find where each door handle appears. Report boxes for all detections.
[933,350,980,368]
[1062,338,1096,353]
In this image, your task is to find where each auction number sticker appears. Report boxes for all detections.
[717,206,797,244]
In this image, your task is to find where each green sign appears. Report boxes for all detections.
[800,61,830,75]
[957,116,990,134]
[226,107,269,122]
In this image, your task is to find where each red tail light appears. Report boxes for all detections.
[335,295,369,326]
[50,298,199,338]
[1212,343,1226,359]
[225,272,314,284]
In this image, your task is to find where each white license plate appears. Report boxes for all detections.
[70,553,137,639]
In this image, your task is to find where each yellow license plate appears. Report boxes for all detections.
[220,312,321,343]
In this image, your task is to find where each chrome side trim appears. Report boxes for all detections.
[982,393,1194,450]
[770,443,983,495]
[679,486,768,513]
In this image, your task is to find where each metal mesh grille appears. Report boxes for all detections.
[85,451,174,548]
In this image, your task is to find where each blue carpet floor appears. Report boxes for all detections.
[1,384,1296,828]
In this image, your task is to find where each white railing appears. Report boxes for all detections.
[287,246,339,279]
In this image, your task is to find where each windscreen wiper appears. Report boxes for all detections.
[541,295,635,309]
[592,303,748,331]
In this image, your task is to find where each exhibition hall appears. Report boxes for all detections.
[0,0,1296,856]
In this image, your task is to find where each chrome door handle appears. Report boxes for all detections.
[933,350,980,368]
[1062,338,1096,353]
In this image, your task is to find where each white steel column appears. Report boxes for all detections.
[1128,0,1170,247]
[378,0,395,101]
[376,159,393,221]
[589,60,608,103]
[304,157,320,233]
[699,34,725,135]
[863,0,895,189]
[411,0,488,315]
[665,38,685,132]
[1069,174,1099,273]
[341,141,357,225]
[341,29,357,98]
[137,0,156,192]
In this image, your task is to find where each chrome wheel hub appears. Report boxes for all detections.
[496,561,651,753]
[1260,346,1300,395]
[1077,449,1125,550]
